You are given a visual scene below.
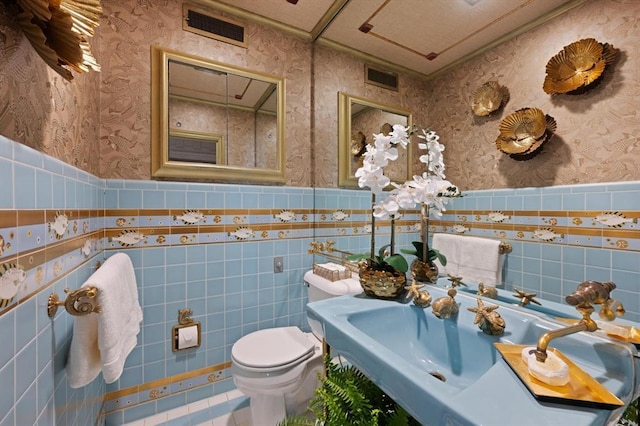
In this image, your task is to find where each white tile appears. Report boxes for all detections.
[123,420,145,426]
[188,398,211,413]
[194,421,215,426]
[208,392,229,407]
[212,413,236,426]
[143,411,168,426]
[225,389,245,400]
[231,406,251,426]
[166,405,190,420]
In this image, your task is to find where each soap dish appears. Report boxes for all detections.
[495,343,624,409]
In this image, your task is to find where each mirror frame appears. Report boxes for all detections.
[337,92,413,188]
[151,45,286,184]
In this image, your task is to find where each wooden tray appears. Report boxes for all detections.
[495,343,624,409]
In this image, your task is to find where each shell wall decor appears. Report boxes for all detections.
[470,81,509,116]
[495,107,557,160]
[15,0,102,81]
[543,38,617,95]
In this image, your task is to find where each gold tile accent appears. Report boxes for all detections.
[103,361,232,402]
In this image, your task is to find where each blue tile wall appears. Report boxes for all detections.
[2,132,640,426]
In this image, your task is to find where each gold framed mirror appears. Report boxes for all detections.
[151,45,286,183]
[338,92,412,188]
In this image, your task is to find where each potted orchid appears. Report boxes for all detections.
[373,128,461,283]
[347,124,411,299]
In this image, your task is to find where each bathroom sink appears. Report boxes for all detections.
[307,285,638,425]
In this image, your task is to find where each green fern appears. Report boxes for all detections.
[306,355,418,426]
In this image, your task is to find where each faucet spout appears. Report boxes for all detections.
[533,280,617,363]
[534,318,597,362]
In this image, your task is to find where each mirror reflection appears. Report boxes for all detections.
[338,92,412,188]
[151,46,285,183]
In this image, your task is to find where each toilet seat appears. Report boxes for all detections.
[232,327,316,373]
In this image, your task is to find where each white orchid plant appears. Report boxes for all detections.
[377,128,461,266]
[348,124,412,274]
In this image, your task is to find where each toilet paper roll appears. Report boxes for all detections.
[178,324,199,350]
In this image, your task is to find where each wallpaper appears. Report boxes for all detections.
[313,45,432,188]
[97,0,312,185]
[0,3,101,176]
[426,0,640,190]
[1,0,639,190]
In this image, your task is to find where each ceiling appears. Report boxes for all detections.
[207,0,586,79]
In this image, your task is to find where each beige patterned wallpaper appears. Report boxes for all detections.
[97,0,312,185]
[426,0,640,190]
[0,3,101,176]
[1,0,638,190]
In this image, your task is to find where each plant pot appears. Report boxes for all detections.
[358,265,407,299]
[410,258,439,284]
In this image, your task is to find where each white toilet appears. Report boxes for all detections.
[231,269,361,425]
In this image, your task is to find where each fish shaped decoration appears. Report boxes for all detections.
[109,230,147,247]
[229,226,254,240]
[173,210,205,225]
[0,263,26,306]
[48,212,69,239]
[533,228,562,242]
[332,210,349,221]
[595,211,637,228]
[274,210,296,222]
[452,224,469,234]
[488,211,510,222]
[81,239,92,257]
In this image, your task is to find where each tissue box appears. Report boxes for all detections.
[313,262,351,282]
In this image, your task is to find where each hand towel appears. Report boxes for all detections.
[431,233,461,277]
[458,236,503,286]
[67,253,143,388]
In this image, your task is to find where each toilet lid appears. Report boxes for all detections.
[232,327,315,369]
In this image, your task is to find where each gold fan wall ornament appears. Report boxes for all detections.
[15,0,102,81]
[495,108,556,160]
[470,81,509,116]
[543,38,616,95]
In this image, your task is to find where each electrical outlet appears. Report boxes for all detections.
[274,256,284,273]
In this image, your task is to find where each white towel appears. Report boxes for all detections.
[458,236,503,286]
[67,253,143,388]
[431,233,461,277]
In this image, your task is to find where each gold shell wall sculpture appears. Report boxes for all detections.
[495,108,556,160]
[470,81,509,116]
[543,38,617,95]
[15,0,102,81]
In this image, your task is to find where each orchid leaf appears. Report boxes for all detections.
[385,253,409,273]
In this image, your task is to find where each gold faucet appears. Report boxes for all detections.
[533,281,617,363]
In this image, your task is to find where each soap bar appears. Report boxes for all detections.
[596,320,631,339]
[521,346,570,387]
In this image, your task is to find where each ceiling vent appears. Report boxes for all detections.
[182,4,247,48]
[365,65,399,91]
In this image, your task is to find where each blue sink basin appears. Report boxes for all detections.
[347,302,539,390]
[307,285,638,425]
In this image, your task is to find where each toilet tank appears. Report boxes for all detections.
[304,269,361,339]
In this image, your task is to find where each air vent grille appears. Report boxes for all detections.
[182,4,247,48]
[365,65,399,91]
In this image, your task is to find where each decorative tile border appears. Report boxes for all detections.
[103,362,232,413]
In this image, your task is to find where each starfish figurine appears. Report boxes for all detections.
[468,299,499,323]
[468,298,505,335]
[404,278,425,300]
[447,274,467,288]
[513,289,541,306]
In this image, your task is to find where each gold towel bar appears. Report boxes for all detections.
[47,287,101,318]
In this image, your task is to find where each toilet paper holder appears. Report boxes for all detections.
[172,308,201,352]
